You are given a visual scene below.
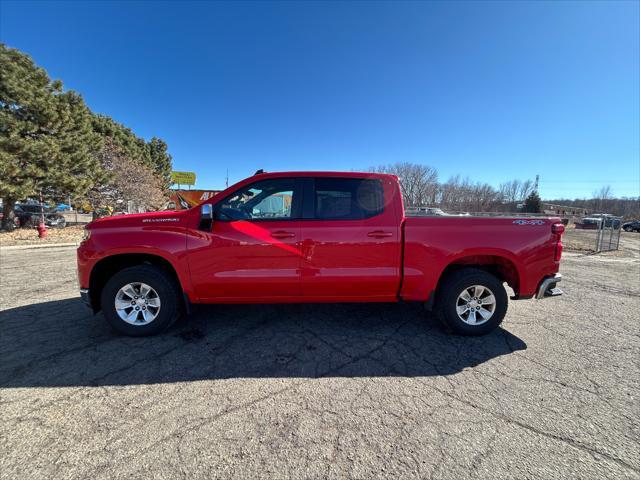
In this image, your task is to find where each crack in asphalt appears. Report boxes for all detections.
[427,383,640,475]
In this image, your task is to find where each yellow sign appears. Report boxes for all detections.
[171,171,196,185]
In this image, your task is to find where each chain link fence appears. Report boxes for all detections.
[594,217,622,252]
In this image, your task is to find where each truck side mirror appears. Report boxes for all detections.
[199,204,213,230]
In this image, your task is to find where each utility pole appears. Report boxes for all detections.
[534,174,539,192]
[226,169,229,188]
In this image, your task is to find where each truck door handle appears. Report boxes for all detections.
[367,230,393,238]
[271,231,296,239]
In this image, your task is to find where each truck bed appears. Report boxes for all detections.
[400,215,561,301]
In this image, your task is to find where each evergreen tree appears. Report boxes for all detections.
[91,114,151,166]
[523,191,542,213]
[1,44,59,228]
[1,44,173,229]
[0,44,102,229]
[147,137,172,189]
[45,91,104,197]
[91,115,172,189]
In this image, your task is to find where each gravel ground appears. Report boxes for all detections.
[0,225,83,247]
[561,225,628,254]
[0,234,639,479]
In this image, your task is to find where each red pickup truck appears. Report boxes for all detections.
[77,171,564,337]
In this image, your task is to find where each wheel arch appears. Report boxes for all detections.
[88,253,185,312]
[426,253,522,310]
[444,254,520,290]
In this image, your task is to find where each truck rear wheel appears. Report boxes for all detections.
[435,268,508,336]
[100,265,182,336]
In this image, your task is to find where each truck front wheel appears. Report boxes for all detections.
[100,265,182,336]
[435,268,508,336]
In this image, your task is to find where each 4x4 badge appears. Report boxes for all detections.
[513,219,545,225]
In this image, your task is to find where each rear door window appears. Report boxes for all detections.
[313,178,384,220]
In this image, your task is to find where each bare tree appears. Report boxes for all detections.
[591,185,613,212]
[594,185,613,200]
[370,162,438,207]
[499,180,520,204]
[439,175,467,210]
[499,179,534,204]
[519,179,535,201]
[438,176,500,212]
[88,139,167,213]
[470,182,501,212]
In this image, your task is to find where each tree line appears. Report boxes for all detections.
[546,194,640,219]
[372,162,639,218]
[0,44,172,229]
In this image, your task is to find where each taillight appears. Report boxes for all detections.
[552,223,564,261]
[555,241,563,261]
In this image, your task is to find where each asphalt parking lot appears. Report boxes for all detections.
[1,236,639,479]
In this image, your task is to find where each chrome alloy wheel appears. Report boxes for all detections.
[115,282,161,325]
[456,285,496,326]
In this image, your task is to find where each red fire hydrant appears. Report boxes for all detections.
[37,222,47,239]
[37,191,48,239]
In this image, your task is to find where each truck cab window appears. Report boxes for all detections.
[216,178,297,221]
[314,178,384,220]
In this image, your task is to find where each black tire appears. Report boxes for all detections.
[623,226,631,232]
[434,268,508,336]
[100,265,182,336]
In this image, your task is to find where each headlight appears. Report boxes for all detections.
[82,228,91,241]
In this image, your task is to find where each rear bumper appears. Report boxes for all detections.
[536,274,563,299]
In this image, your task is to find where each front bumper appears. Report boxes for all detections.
[536,274,563,299]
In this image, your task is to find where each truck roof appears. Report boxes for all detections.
[248,170,398,180]
[192,170,399,210]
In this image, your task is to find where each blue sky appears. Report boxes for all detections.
[1,0,638,199]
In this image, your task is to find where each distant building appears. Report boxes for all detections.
[541,202,590,217]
